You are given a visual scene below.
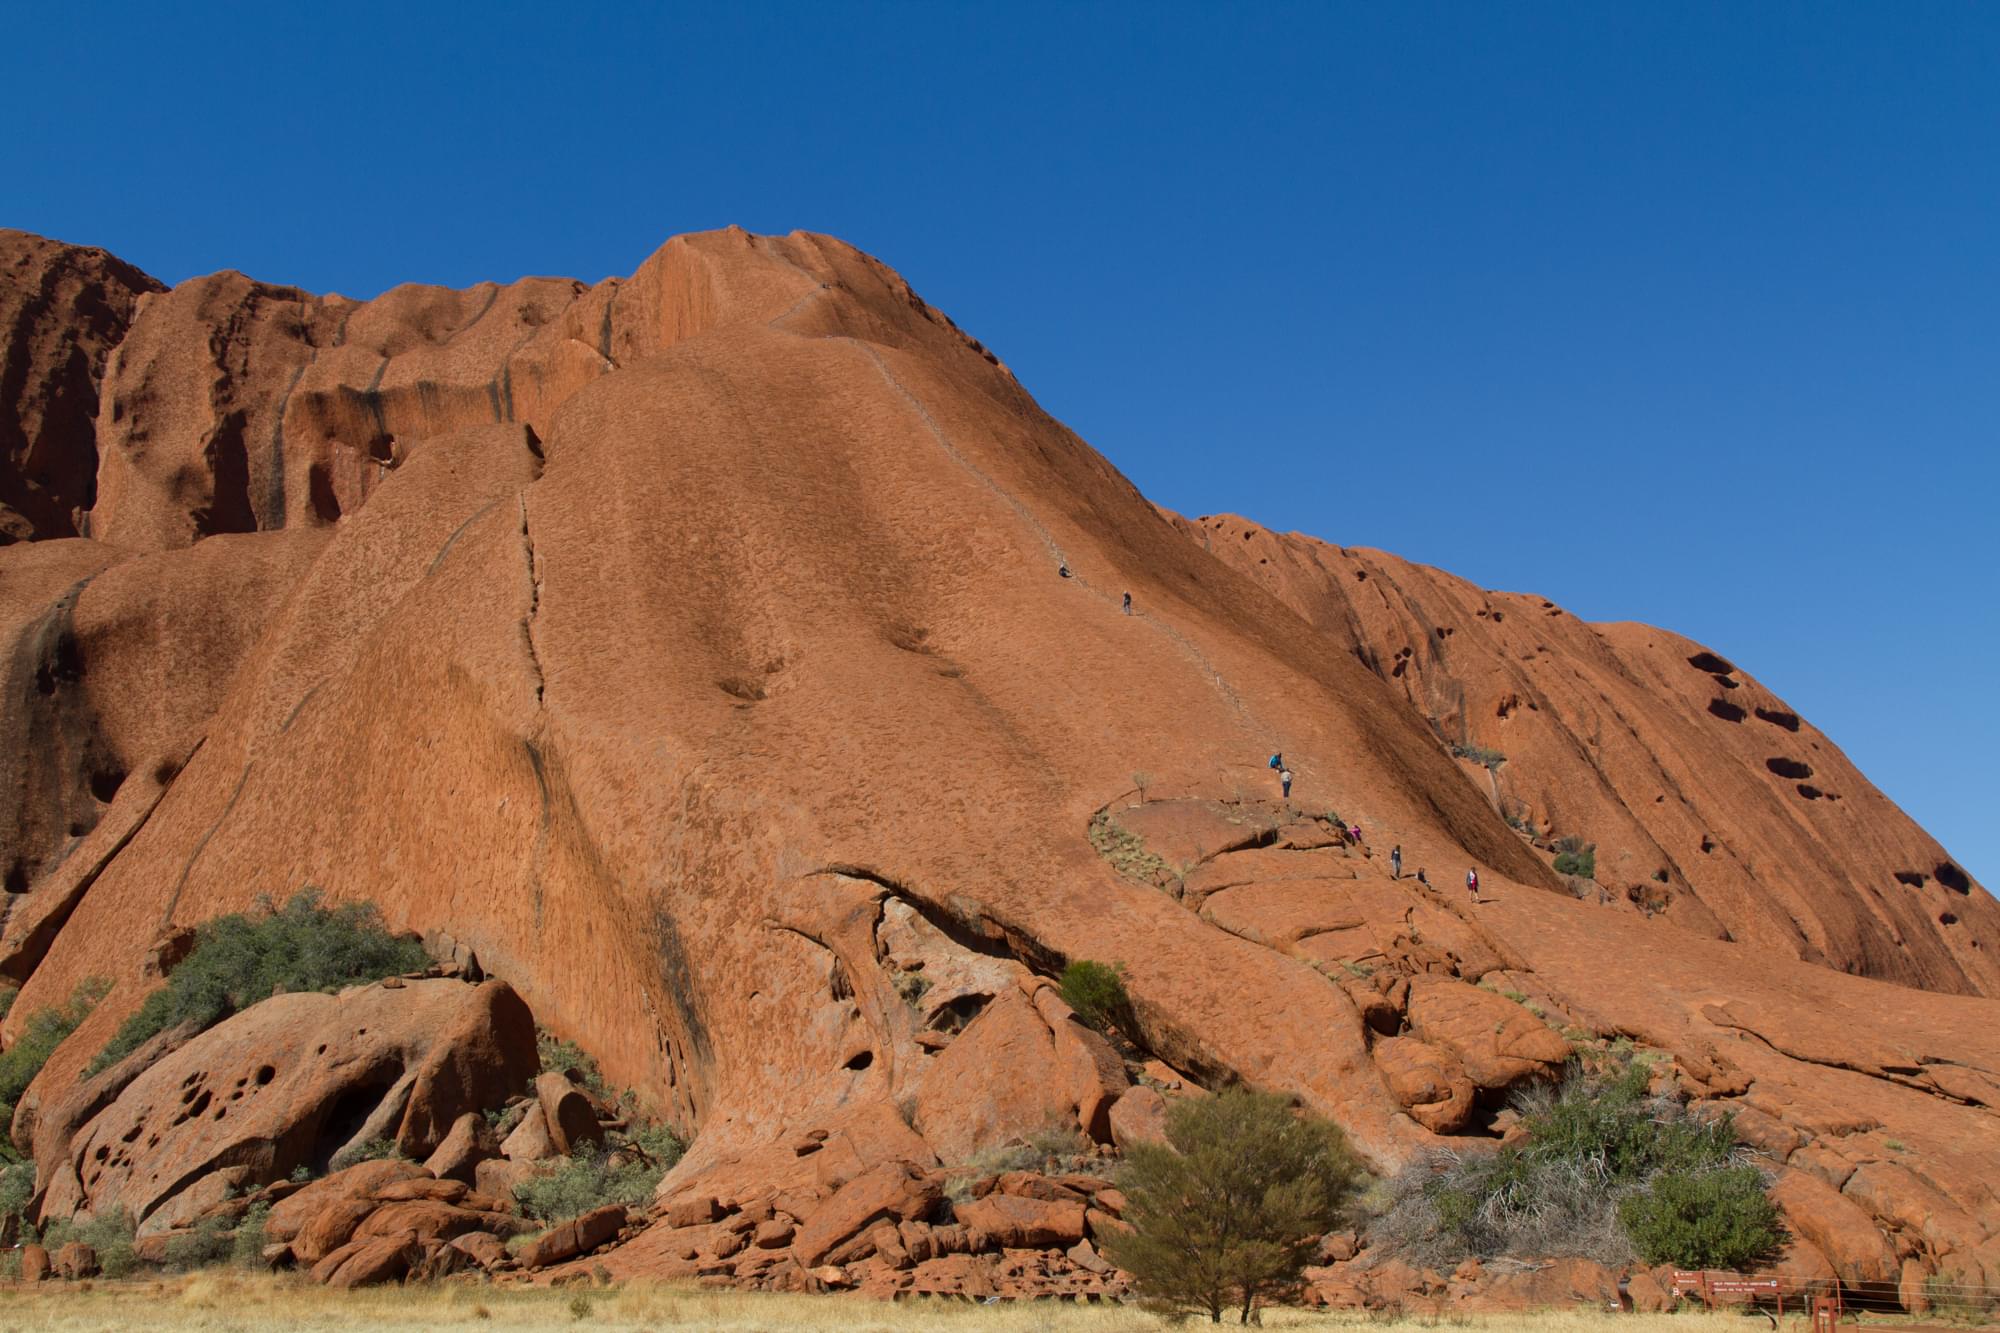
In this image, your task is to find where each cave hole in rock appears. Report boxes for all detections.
[1700,836,1715,854]
[1936,862,1972,895]
[1940,913,1958,926]
[1755,707,1801,732]
[1687,651,1737,675]
[843,1050,874,1072]
[1712,674,1739,690]
[1894,872,1926,888]
[1796,784,1823,800]
[717,676,766,702]
[927,992,991,1034]
[309,1067,405,1176]
[307,463,342,523]
[1766,757,1814,780]
[88,766,127,803]
[1707,699,1746,723]
[153,757,182,785]
[35,632,83,695]
[68,821,89,838]
[256,1064,276,1086]
[1354,569,1367,580]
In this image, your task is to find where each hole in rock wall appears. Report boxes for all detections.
[844,1050,874,1071]
[1796,785,1823,800]
[1940,913,1958,926]
[928,992,992,1034]
[1687,652,1738,675]
[308,464,342,523]
[310,1067,404,1175]
[89,766,127,803]
[1755,707,1801,732]
[1713,674,1739,690]
[1707,699,1746,723]
[1936,863,1972,895]
[1766,757,1813,780]
[1894,872,1926,888]
[4,862,28,894]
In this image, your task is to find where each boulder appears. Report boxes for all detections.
[1626,1268,1672,1312]
[535,1072,604,1157]
[1405,978,1569,1090]
[1030,987,1132,1142]
[269,1159,428,1244]
[52,1240,96,1280]
[352,1198,527,1245]
[502,1103,559,1162]
[1771,1168,1898,1286]
[663,1194,724,1228]
[475,1156,544,1203]
[18,1242,47,1282]
[422,1111,495,1184]
[513,1203,628,1268]
[312,1234,426,1289]
[1108,1086,1170,1151]
[791,1161,942,1268]
[39,979,535,1226]
[954,1192,1087,1249]
[911,990,1075,1163]
[447,1230,511,1270]
[1370,1036,1476,1133]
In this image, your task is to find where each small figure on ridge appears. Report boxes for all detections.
[1466,867,1480,900]
[1390,844,1403,880]
[1279,766,1293,799]
[1122,591,1133,614]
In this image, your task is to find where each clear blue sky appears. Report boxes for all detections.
[6,3,1994,885]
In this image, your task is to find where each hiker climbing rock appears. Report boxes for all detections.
[1279,767,1293,799]
[1466,867,1480,899]
[1122,591,1132,614]
[1268,751,1284,771]
[1348,822,1363,845]
[1390,844,1403,879]
[1416,868,1431,889]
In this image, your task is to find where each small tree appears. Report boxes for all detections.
[1101,1089,1364,1324]
[1059,960,1132,1036]
[1132,771,1154,803]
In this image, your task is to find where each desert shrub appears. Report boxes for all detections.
[0,977,110,1156]
[1059,959,1132,1035]
[88,890,426,1075]
[1926,1269,1997,1323]
[1451,743,1506,771]
[514,1130,682,1223]
[537,1031,611,1101]
[1376,1057,1776,1269]
[0,1161,33,1239]
[230,1202,272,1268]
[1102,1088,1364,1324]
[329,1136,402,1172]
[41,1207,140,1276]
[0,986,16,1022]
[1087,812,1172,886]
[1552,839,1597,879]
[1619,1166,1783,1270]
[946,1124,1094,1200]
[164,1213,234,1271]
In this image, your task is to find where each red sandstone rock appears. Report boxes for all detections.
[51,1240,96,1279]
[0,225,1995,1302]
[268,1160,428,1243]
[515,1204,628,1269]
[1108,1086,1170,1150]
[791,1161,941,1268]
[1370,1036,1476,1133]
[18,1242,47,1281]
[423,1110,496,1185]
[953,1192,1087,1249]
[447,1230,511,1270]
[312,1233,425,1288]
[535,1071,603,1157]
[1772,1168,1899,1286]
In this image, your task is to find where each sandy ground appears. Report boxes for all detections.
[6,1274,1991,1333]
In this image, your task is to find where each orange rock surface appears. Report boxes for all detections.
[0,225,1994,1296]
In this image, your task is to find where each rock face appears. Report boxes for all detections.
[35,977,535,1229]
[0,225,1994,1303]
[1174,513,1997,999]
[0,230,162,542]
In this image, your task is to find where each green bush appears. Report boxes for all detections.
[1377,1057,1777,1268]
[40,1207,140,1276]
[88,890,427,1075]
[1451,744,1506,771]
[1619,1166,1783,1269]
[1059,959,1132,1036]
[163,1213,233,1271]
[537,1031,611,1102]
[328,1136,402,1172]
[0,1161,33,1239]
[1101,1088,1364,1324]
[515,1130,684,1223]
[1553,843,1597,879]
[0,977,110,1155]
[230,1202,272,1268]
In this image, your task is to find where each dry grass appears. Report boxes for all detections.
[0,1274,1800,1332]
